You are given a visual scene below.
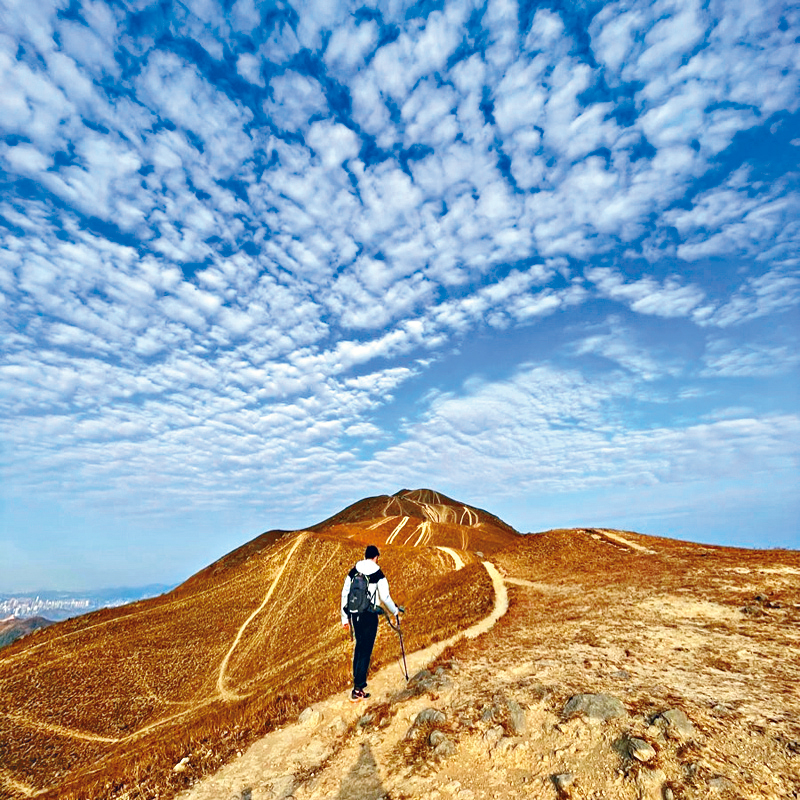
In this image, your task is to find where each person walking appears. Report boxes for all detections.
[341,545,402,701]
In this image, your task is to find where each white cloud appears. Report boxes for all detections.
[702,340,800,377]
[574,319,682,381]
[324,18,379,75]
[705,268,800,327]
[587,267,706,319]
[230,0,261,32]
[1,142,51,173]
[1,0,798,573]
[264,71,328,131]
[354,363,800,498]
[306,120,360,168]
[236,52,264,86]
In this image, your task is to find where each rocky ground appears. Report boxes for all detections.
[174,530,800,800]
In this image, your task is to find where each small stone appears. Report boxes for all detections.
[434,738,456,758]
[429,730,447,747]
[415,708,447,726]
[507,699,527,735]
[484,725,504,749]
[664,789,674,800]
[298,707,322,727]
[495,737,514,754]
[627,737,657,763]
[635,767,666,800]
[562,693,626,722]
[652,709,695,741]
[328,717,347,734]
[172,756,190,773]
[708,776,734,793]
[552,772,576,796]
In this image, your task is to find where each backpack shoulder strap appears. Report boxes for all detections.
[348,566,359,579]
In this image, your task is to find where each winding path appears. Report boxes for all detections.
[178,559,509,800]
[217,533,306,700]
[436,546,465,570]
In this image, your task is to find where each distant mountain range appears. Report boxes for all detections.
[0,616,55,649]
[0,584,174,622]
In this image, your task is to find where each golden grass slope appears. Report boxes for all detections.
[0,489,511,800]
[174,524,800,800]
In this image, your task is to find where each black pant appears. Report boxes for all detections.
[351,612,378,689]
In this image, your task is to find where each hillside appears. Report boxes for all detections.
[0,489,512,800]
[2,494,799,800]
[179,527,800,800]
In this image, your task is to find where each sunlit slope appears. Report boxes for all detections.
[0,490,509,800]
[312,488,519,553]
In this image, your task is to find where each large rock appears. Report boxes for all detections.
[394,668,451,701]
[480,694,527,735]
[562,693,626,722]
[428,730,456,758]
[708,776,734,793]
[298,706,322,727]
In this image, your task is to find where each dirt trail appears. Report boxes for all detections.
[174,543,800,800]
[217,534,306,701]
[436,547,465,570]
[177,561,507,800]
[1,711,120,744]
[0,769,36,798]
[595,528,655,554]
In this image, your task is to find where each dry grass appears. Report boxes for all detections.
[4,509,799,800]
[0,504,507,800]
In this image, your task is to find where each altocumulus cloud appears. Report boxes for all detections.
[0,0,798,589]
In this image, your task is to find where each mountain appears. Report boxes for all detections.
[0,489,514,800]
[0,617,54,649]
[1,492,798,800]
[0,584,174,622]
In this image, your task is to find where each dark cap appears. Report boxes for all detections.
[365,545,380,559]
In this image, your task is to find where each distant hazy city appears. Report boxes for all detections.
[0,585,173,621]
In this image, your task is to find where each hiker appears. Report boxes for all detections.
[341,544,403,701]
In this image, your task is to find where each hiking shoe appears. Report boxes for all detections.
[350,688,370,701]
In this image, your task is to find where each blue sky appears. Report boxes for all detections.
[1,0,798,592]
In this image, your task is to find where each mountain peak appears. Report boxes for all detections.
[310,488,518,552]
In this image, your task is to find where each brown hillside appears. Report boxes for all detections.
[176,526,800,800]
[0,490,513,800]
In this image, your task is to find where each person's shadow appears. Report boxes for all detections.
[336,741,388,800]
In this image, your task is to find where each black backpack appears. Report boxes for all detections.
[346,567,383,615]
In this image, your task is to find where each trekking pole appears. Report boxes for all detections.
[386,608,409,681]
[397,616,409,682]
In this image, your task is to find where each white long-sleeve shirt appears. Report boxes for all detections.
[340,558,399,624]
